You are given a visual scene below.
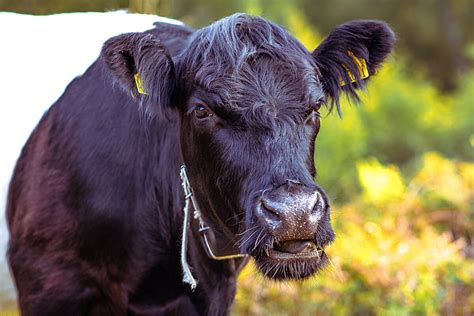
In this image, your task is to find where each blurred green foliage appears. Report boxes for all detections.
[0,0,128,14]
[0,0,472,315]
[316,61,474,201]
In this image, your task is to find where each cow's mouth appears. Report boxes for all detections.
[251,238,329,280]
[269,240,324,260]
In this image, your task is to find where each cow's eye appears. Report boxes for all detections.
[304,98,325,125]
[194,105,212,119]
[305,99,325,120]
[312,99,325,112]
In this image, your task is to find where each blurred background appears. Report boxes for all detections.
[0,0,473,315]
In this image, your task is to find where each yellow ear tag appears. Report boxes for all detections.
[339,51,369,86]
[134,73,148,95]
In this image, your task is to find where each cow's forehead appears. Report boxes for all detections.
[181,13,318,84]
[230,58,320,108]
[189,54,322,121]
[178,13,325,126]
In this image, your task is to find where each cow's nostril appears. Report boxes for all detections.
[260,200,280,219]
[257,199,283,228]
[311,192,325,215]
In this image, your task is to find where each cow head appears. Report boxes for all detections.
[101,13,395,280]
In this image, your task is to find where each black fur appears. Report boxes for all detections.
[6,13,394,315]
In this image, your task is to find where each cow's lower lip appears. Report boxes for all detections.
[255,243,328,280]
[267,246,324,260]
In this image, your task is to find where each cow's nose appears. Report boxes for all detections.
[256,181,325,239]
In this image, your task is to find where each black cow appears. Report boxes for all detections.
[7,13,395,315]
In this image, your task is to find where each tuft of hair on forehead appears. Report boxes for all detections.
[180,13,316,84]
[178,13,322,126]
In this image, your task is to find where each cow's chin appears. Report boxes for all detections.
[251,242,329,280]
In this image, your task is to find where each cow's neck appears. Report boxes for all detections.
[174,165,248,312]
[186,220,248,313]
[150,120,247,313]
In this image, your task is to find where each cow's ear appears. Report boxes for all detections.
[312,20,395,112]
[101,32,175,117]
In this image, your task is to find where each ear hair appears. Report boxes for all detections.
[101,32,176,118]
[312,20,396,113]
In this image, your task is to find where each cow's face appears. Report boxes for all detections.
[102,14,395,280]
[177,17,334,279]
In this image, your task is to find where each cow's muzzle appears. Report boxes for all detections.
[256,180,326,245]
[247,180,333,279]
